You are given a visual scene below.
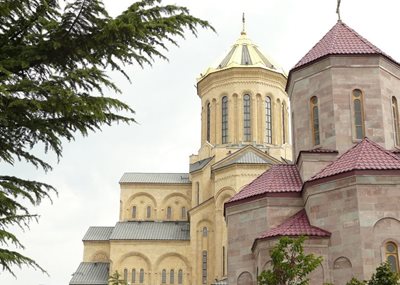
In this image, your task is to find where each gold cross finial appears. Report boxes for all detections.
[241,13,246,35]
[336,0,342,21]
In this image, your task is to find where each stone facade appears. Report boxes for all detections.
[71,20,400,285]
[224,21,400,285]
[70,30,292,285]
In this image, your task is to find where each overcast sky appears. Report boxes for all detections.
[1,1,400,284]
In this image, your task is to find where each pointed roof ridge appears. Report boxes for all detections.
[292,20,397,70]
[212,145,280,171]
[255,209,331,241]
[308,137,400,182]
[226,164,302,206]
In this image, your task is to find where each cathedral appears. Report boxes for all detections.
[69,18,400,285]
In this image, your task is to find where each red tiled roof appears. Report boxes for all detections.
[294,21,394,69]
[256,210,331,240]
[227,165,302,204]
[309,138,400,182]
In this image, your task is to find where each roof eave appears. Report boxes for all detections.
[286,53,400,92]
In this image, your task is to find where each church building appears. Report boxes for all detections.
[70,18,400,285]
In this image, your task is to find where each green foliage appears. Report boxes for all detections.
[0,0,213,276]
[345,263,400,285]
[258,236,323,285]
[346,277,366,285]
[368,262,400,285]
[108,270,127,285]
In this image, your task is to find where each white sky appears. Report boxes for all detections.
[1,1,400,284]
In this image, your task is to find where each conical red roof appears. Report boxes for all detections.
[308,138,400,182]
[294,21,395,69]
[256,210,331,240]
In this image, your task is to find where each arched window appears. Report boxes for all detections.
[206,103,211,142]
[132,269,136,284]
[170,269,175,284]
[181,207,187,220]
[139,269,144,283]
[132,206,137,219]
[310,96,320,145]
[352,89,365,139]
[392,97,400,146]
[282,103,286,144]
[265,96,272,144]
[167,207,172,220]
[202,251,208,284]
[222,96,228,144]
[162,269,167,284]
[386,242,399,272]
[222,246,226,276]
[196,182,200,205]
[243,94,251,141]
[202,227,208,237]
[178,269,183,284]
[124,268,128,282]
[146,206,151,219]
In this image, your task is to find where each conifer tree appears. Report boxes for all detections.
[0,0,212,275]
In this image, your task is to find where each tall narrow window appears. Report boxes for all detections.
[170,269,175,284]
[282,103,286,144]
[353,89,365,139]
[202,251,208,284]
[393,97,400,146]
[206,103,211,142]
[243,94,251,141]
[178,269,183,284]
[222,246,226,276]
[196,182,200,205]
[265,96,272,144]
[132,206,137,219]
[167,207,172,220]
[139,269,144,283]
[222,96,228,144]
[386,242,399,272]
[132,269,136,284]
[202,227,208,237]
[310,96,320,145]
[146,206,151,219]
[124,268,128,282]
[162,269,167,284]
[181,207,187,220]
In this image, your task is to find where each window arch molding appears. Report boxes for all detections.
[221,95,228,144]
[310,96,320,146]
[205,100,211,143]
[265,95,273,145]
[243,93,252,142]
[351,88,365,140]
[392,96,400,146]
[385,240,400,272]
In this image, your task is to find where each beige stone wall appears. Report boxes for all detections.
[225,197,303,285]
[119,183,192,222]
[189,199,215,285]
[109,240,191,285]
[83,241,110,262]
[288,55,400,160]
[197,67,291,159]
